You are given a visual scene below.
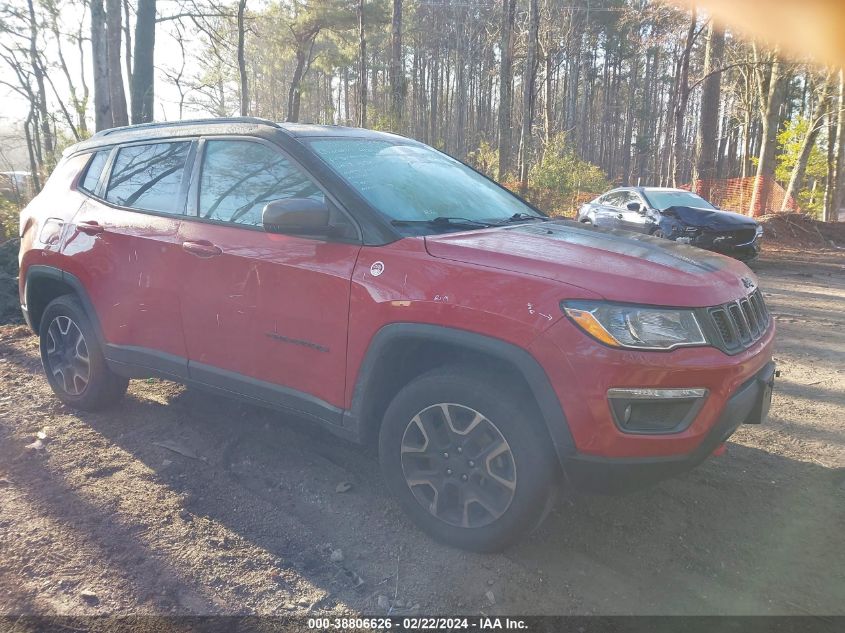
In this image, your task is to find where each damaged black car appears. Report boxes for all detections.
[576,187,763,261]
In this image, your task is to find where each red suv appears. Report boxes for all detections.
[18,118,775,551]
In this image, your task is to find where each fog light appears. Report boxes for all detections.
[607,388,708,434]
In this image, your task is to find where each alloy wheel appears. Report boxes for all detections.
[400,403,517,528]
[45,315,90,396]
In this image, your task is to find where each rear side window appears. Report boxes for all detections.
[105,142,191,213]
[604,192,625,207]
[80,150,110,193]
[198,140,323,226]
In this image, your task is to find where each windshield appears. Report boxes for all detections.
[307,138,544,233]
[643,190,717,211]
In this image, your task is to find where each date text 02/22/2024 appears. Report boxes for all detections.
[307,617,528,630]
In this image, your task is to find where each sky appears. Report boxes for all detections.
[0,0,213,165]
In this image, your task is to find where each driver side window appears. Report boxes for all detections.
[198,140,324,227]
[618,191,637,208]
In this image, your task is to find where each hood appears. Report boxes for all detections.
[424,220,757,308]
[663,205,757,230]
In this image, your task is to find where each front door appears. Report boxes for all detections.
[618,191,651,234]
[178,138,361,417]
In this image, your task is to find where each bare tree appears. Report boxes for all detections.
[131,0,156,123]
[749,48,788,216]
[389,0,403,127]
[693,20,725,199]
[781,75,832,212]
[106,0,129,126]
[25,0,53,159]
[358,0,366,127]
[497,0,516,178]
[237,0,248,115]
[518,0,539,192]
[670,8,697,186]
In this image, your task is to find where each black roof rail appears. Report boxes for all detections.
[91,117,281,138]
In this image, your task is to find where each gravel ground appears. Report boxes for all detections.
[0,247,843,617]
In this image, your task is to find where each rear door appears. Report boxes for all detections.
[177,137,361,415]
[64,141,195,377]
[596,191,626,229]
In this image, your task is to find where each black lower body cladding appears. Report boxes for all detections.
[564,362,776,494]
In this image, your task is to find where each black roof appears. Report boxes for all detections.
[67,117,406,155]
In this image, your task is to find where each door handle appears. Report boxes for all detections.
[182,240,222,258]
[77,220,104,235]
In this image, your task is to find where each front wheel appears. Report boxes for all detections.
[379,366,557,552]
[39,295,129,410]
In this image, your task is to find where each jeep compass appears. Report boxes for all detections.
[18,118,775,551]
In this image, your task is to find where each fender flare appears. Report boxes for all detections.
[23,265,105,344]
[342,323,576,463]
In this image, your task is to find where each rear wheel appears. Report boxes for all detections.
[653,228,666,239]
[39,295,128,410]
[379,366,557,551]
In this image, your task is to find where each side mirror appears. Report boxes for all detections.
[262,198,331,236]
[627,201,645,214]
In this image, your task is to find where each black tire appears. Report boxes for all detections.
[39,294,129,410]
[378,366,557,552]
[653,229,666,239]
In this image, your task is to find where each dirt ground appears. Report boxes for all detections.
[0,245,843,617]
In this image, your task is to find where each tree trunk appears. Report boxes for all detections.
[105,0,128,127]
[286,32,318,123]
[358,0,367,128]
[831,69,845,221]
[26,0,53,161]
[518,0,539,193]
[91,0,112,131]
[621,54,640,185]
[390,0,403,127]
[693,21,725,199]
[24,113,42,193]
[454,10,467,158]
[749,52,788,217]
[497,0,516,179]
[671,9,696,186]
[344,66,350,125]
[544,49,553,146]
[123,0,132,105]
[286,48,307,123]
[782,79,831,212]
[824,103,837,220]
[130,0,156,123]
[237,0,248,116]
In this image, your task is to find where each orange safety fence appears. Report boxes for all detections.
[685,176,800,217]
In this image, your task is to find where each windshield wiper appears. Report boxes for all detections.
[391,216,496,229]
[493,212,550,225]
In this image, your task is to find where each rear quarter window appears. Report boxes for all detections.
[105,142,191,213]
[79,150,111,194]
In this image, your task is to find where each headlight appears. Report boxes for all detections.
[562,301,707,350]
[755,225,764,237]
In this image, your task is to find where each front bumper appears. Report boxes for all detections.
[680,232,761,260]
[563,361,776,493]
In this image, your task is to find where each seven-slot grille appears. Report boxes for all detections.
[707,289,770,352]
